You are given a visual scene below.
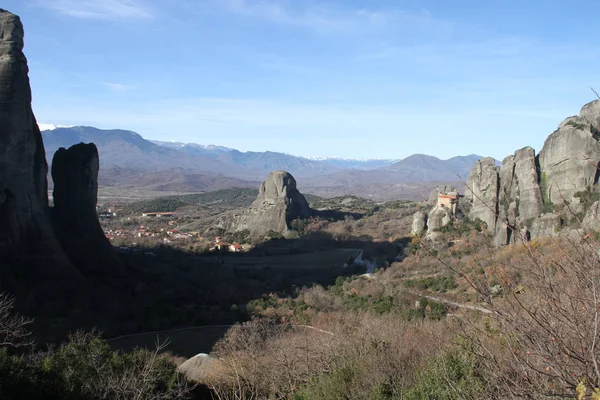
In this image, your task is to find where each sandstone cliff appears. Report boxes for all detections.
[232,171,312,239]
[0,9,122,326]
[0,10,64,258]
[464,100,600,245]
[52,143,123,274]
[538,102,600,204]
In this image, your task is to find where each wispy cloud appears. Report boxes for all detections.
[38,0,153,21]
[215,0,436,35]
[101,82,134,92]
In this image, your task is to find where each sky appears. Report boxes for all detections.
[4,0,600,160]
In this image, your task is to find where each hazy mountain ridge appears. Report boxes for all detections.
[41,125,487,199]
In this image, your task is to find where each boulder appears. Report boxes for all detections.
[426,206,451,237]
[529,214,561,239]
[538,100,600,204]
[411,211,427,235]
[466,157,499,233]
[51,143,123,274]
[232,171,312,239]
[177,353,224,384]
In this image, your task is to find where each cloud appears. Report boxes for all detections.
[38,0,153,20]
[101,82,134,92]
[214,0,435,35]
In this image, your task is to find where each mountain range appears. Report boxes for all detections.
[40,125,486,200]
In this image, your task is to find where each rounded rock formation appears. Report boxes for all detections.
[232,171,312,239]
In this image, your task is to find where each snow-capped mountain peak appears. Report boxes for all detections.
[38,123,73,131]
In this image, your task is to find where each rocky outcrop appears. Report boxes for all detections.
[538,100,600,204]
[411,211,427,235]
[529,214,561,238]
[427,185,455,205]
[426,206,451,239]
[178,353,223,384]
[465,157,499,233]
[232,171,312,239]
[464,101,600,245]
[582,201,600,232]
[514,147,543,219]
[52,143,123,274]
[0,10,64,257]
[491,147,544,246]
[0,9,123,328]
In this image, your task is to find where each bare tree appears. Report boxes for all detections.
[0,291,32,348]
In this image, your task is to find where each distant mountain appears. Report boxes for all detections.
[42,127,339,178]
[40,125,489,200]
[303,154,482,198]
[308,157,398,170]
[42,126,219,172]
[386,154,483,180]
[152,140,396,171]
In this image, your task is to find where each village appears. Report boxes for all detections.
[96,204,253,254]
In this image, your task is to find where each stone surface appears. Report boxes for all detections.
[582,201,600,232]
[232,171,312,239]
[493,155,519,246]
[465,157,499,233]
[427,185,456,205]
[51,143,123,274]
[0,10,61,256]
[529,213,561,238]
[538,100,600,204]
[513,147,543,220]
[426,206,451,237]
[411,211,427,235]
[177,353,223,384]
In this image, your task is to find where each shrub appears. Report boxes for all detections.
[0,331,191,400]
[566,120,588,131]
[404,349,486,400]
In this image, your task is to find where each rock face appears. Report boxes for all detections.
[177,353,223,384]
[427,185,455,205]
[411,211,427,235]
[583,201,600,232]
[52,144,122,274]
[0,8,121,323]
[463,100,600,245]
[427,207,451,237]
[465,157,499,233]
[529,214,561,238]
[233,171,312,239]
[538,100,600,204]
[514,147,544,219]
[0,10,62,256]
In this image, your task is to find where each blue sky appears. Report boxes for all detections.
[4,0,600,159]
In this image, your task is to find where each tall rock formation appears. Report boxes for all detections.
[465,157,499,233]
[0,10,63,257]
[232,171,312,239]
[538,101,600,204]
[52,143,123,275]
[513,147,543,219]
[0,9,123,328]
[464,100,600,245]
[411,211,427,235]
